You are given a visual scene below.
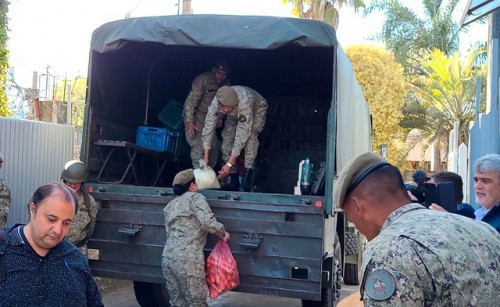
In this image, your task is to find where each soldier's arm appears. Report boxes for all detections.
[201,97,219,150]
[85,196,99,241]
[231,102,253,157]
[361,240,430,306]
[183,74,206,124]
[191,193,226,238]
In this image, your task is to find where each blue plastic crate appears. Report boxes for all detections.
[136,126,173,152]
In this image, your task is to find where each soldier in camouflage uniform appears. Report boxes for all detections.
[202,86,268,192]
[61,160,98,256]
[162,169,230,307]
[184,60,231,169]
[334,152,500,306]
[0,152,12,228]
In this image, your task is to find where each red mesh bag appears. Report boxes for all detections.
[205,239,240,299]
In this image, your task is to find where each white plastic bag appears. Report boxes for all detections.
[194,160,221,190]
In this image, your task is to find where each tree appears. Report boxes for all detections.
[283,0,365,28]
[0,0,10,117]
[346,44,408,165]
[365,0,460,76]
[401,49,487,170]
[53,77,87,127]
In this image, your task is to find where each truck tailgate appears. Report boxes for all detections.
[88,185,325,301]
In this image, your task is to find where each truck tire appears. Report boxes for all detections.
[344,263,360,285]
[133,281,170,307]
[344,232,359,256]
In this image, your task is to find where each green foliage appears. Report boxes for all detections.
[53,77,87,126]
[283,0,365,28]
[346,45,408,165]
[402,49,487,150]
[0,0,10,117]
[365,0,460,75]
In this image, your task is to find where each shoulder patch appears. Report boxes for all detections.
[238,114,247,123]
[364,269,396,301]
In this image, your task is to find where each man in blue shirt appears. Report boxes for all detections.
[0,183,103,306]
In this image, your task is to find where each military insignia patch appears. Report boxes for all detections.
[239,115,247,123]
[364,269,396,301]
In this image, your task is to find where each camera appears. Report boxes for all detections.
[406,170,457,213]
[423,182,457,213]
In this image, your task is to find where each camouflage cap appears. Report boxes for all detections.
[334,152,388,208]
[216,86,238,107]
[172,168,195,186]
[215,59,231,74]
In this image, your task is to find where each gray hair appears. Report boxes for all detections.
[474,154,500,174]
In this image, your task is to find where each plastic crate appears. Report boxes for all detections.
[170,131,191,157]
[136,126,173,152]
[158,99,184,131]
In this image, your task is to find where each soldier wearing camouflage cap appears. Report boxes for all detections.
[334,152,500,306]
[61,160,98,255]
[0,152,12,228]
[162,169,229,306]
[183,60,231,170]
[202,85,268,192]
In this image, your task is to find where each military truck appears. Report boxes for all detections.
[81,15,372,306]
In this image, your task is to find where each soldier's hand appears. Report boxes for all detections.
[429,203,448,212]
[187,122,198,137]
[218,164,231,179]
[223,231,230,241]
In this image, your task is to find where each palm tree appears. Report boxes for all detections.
[401,49,486,170]
[365,0,461,76]
[283,0,365,29]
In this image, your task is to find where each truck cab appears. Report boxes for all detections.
[82,15,372,306]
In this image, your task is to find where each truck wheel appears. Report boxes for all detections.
[133,281,170,307]
[344,232,359,255]
[343,232,361,285]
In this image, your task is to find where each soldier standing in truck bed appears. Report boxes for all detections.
[183,60,231,169]
[202,85,268,192]
[0,152,11,228]
[61,160,98,256]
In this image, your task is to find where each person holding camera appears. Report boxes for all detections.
[430,154,500,232]
[428,171,475,218]
[334,152,500,306]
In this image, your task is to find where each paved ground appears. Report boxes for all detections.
[101,279,360,307]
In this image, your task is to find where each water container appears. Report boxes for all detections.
[300,157,313,195]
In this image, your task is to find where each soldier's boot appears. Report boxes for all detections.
[224,173,240,191]
[239,168,253,192]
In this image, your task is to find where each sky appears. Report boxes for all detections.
[7,0,488,90]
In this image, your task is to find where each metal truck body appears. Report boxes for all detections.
[81,15,372,306]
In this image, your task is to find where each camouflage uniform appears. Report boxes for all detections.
[184,71,230,168]
[162,191,226,307]
[361,203,500,306]
[202,86,268,168]
[0,178,11,228]
[65,190,98,256]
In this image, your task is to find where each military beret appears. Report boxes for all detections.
[334,152,388,208]
[215,59,231,74]
[216,86,238,107]
[172,169,195,186]
[0,152,3,162]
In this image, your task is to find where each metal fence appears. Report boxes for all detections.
[0,117,74,224]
